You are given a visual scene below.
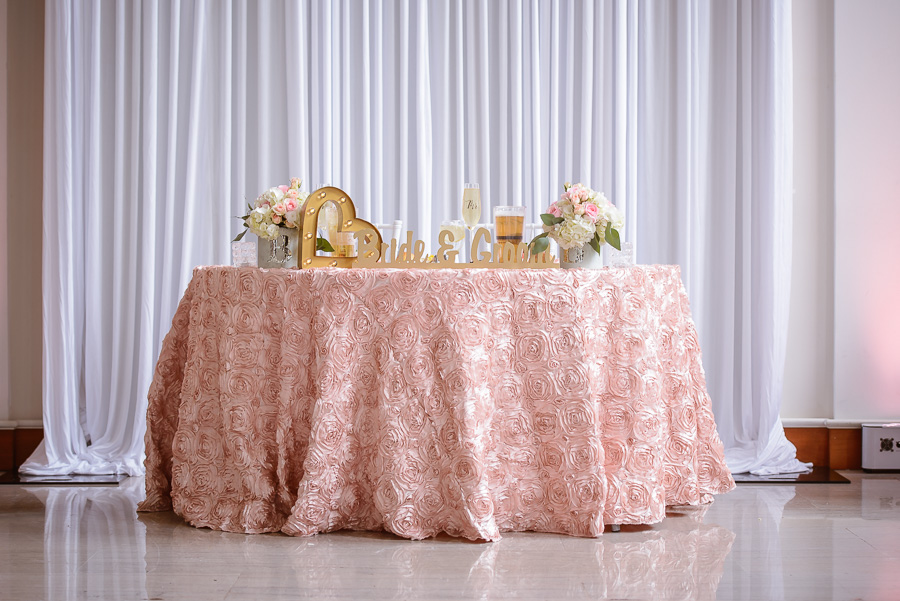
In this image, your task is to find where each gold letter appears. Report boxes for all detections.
[353,229,381,268]
[472,227,493,266]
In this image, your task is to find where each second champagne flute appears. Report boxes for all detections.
[461,183,481,263]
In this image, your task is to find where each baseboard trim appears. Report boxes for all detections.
[783,424,862,469]
[0,425,44,471]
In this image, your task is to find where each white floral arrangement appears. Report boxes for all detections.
[529,182,624,255]
[234,178,308,241]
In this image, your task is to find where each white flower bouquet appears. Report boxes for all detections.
[234,178,306,241]
[234,178,334,252]
[529,183,624,256]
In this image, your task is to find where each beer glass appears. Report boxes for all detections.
[493,206,526,246]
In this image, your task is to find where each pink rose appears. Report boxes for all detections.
[548,203,562,218]
[524,371,555,401]
[546,479,569,510]
[237,271,263,303]
[626,442,657,473]
[565,440,600,471]
[466,492,494,521]
[518,479,544,508]
[432,332,459,364]
[445,279,477,313]
[515,332,550,364]
[388,314,420,350]
[665,433,694,461]
[583,203,600,222]
[224,372,256,401]
[623,480,651,512]
[278,184,289,193]
[273,203,286,215]
[572,473,604,506]
[561,400,595,435]
[500,411,532,446]
[556,364,589,395]
[538,444,565,471]
[451,455,481,485]
[603,402,635,436]
[533,411,558,437]
[285,198,298,211]
[391,270,424,297]
[603,439,627,469]
[388,505,425,539]
[474,270,510,298]
[378,426,408,457]
[457,314,489,348]
[415,295,443,331]
[403,352,435,384]
[179,495,214,522]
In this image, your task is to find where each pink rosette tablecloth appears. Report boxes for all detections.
[139,265,734,541]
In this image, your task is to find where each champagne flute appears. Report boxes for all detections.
[461,184,481,262]
[439,219,466,263]
[461,184,482,230]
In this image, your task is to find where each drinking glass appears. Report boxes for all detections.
[494,206,526,246]
[493,206,526,263]
[461,184,482,231]
[609,241,634,268]
[333,231,357,258]
[231,241,257,267]
[439,219,465,262]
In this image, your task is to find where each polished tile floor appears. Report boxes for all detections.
[0,471,898,600]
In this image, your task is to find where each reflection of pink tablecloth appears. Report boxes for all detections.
[139,266,734,541]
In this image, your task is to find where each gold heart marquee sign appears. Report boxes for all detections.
[298,187,383,268]
[298,187,555,269]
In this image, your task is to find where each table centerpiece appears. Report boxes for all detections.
[529,183,624,269]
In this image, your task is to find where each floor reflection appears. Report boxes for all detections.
[709,485,796,601]
[136,497,735,600]
[7,472,900,599]
[21,479,737,600]
[23,478,148,600]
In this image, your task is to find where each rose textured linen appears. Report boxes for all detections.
[139,266,734,541]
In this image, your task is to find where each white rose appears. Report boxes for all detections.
[266,223,279,238]
[269,187,285,202]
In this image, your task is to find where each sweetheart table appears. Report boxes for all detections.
[138,265,734,541]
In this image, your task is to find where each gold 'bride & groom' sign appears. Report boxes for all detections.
[299,187,555,270]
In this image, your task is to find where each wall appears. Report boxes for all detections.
[783,0,835,420]
[3,0,43,423]
[833,0,900,421]
[0,0,10,423]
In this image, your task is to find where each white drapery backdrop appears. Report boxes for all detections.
[24,0,807,476]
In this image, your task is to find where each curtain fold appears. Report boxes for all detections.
[26,0,803,477]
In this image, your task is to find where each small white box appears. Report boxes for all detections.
[862,423,900,471]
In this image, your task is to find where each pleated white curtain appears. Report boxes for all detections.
[24,0,805,476]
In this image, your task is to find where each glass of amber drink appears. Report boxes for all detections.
[493,205,526,263]
[494,205,525,244]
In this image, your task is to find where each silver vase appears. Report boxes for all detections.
[257,226,299,269]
